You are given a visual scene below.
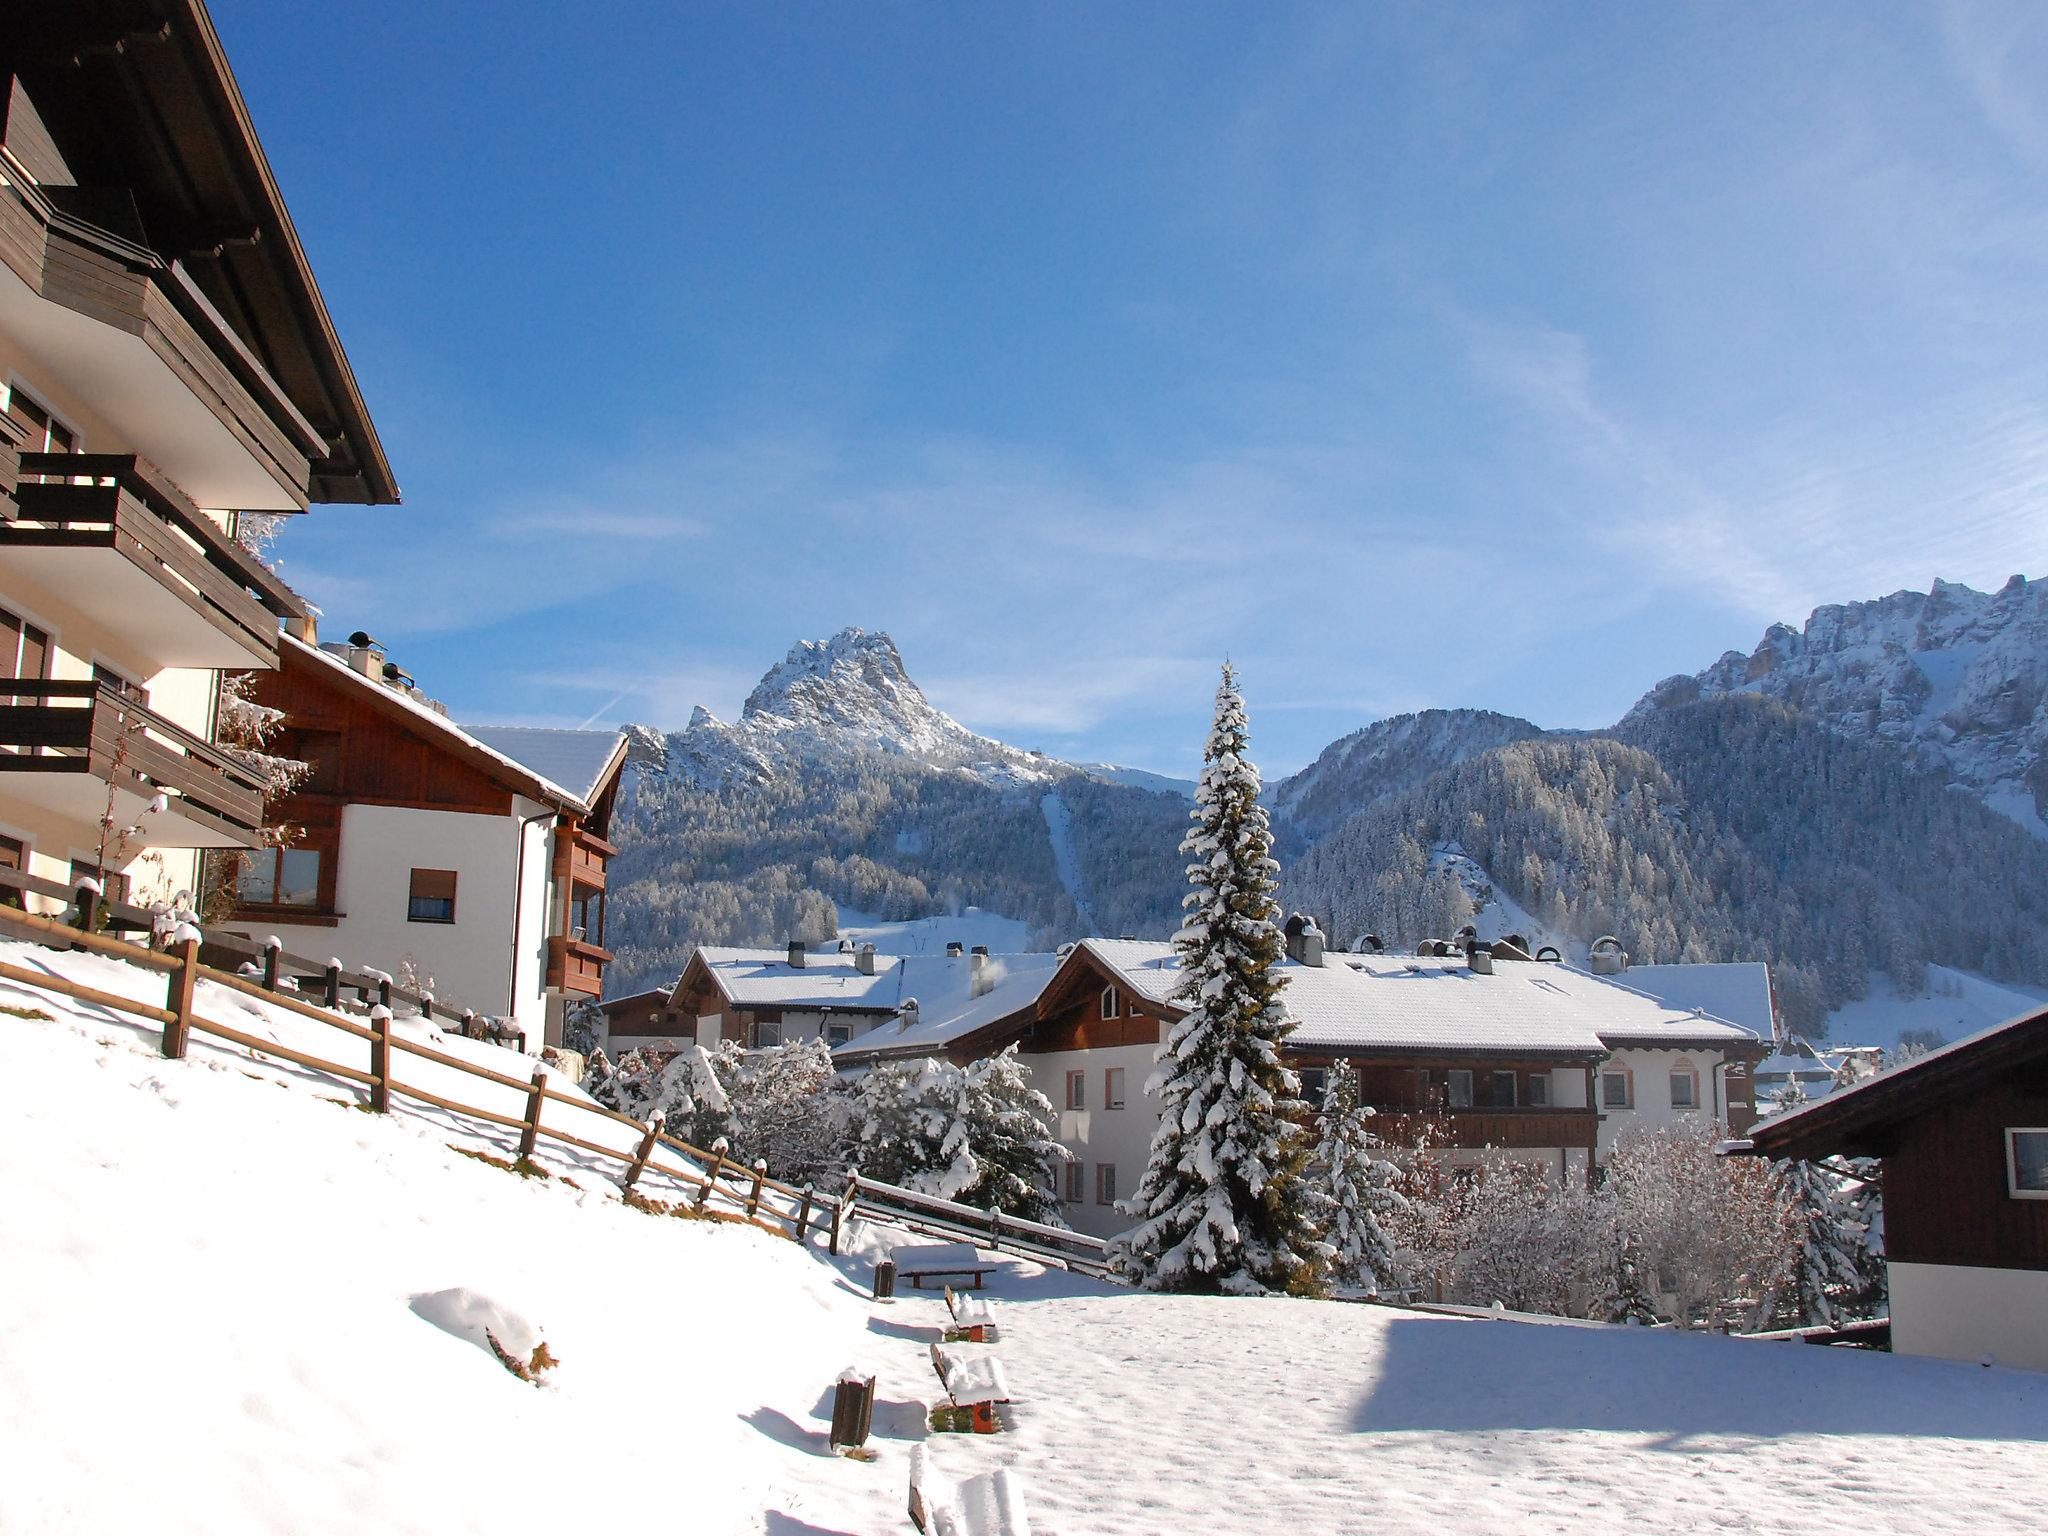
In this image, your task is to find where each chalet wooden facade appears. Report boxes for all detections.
[0,3,393,914]
[1736,1004,2048,1371]
[224,633,626,1048]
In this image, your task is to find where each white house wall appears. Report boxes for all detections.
[1597,1047,1732,1158]
[1889,1262,2048,1373]
[246,802,553,1040]
[1029,1043,1161,1241]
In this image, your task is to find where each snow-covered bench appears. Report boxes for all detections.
[944,1284,998,1342]
[908,1446,1033,1535]
[891,1242,993,1290]
[929,1342,1012,1433]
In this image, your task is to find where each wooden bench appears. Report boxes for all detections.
[929,1342,1011,1434]
[944,1284,998,1343]
[908,1446,1034,1535]
[891,1242,993,1290]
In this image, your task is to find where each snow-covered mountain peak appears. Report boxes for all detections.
[1268,707,1547,841]
[1628,576,2048,836]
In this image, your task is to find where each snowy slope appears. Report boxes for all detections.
[1630,576,2048,837]
[1038,789,1095,931]
[1824,965,2048,1054]
[833,904,1034,956]
[11,946,2048,1535]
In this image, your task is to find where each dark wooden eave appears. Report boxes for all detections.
[1738,1005,2048,1162]
[6,0,398,504]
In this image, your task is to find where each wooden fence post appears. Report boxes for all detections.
[72,877,100,935]
[796,1183,815,1244]
[517,1068,546,1160]
[261,936,281,992]
[161,930,198,1059]
[747,1160,766,1219]
[694,1152,718,1210]
[377,974,392,1012]
[623,1117,660,1189]
[369,1004,392,1113]
[323,961,342,1011]
[829,1172,859,1256]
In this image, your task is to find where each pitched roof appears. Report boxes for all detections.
[1618,963,1776,1037]
[1736,1004,2048,1161]
[1074,940,1764,1059]
[463,726,628,807]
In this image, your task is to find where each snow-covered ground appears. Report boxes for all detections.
[8,936,2048,1534]
[1825,966,2048,1053]
[835,905,1033,956]
[1039,790,1095,931]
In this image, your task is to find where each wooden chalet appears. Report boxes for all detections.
[1733,1003,2048,1371]
[225,632,626,1048]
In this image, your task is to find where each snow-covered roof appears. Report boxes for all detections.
[462,726,627,807]
[1079,940,1763,1058]
[837,955,1064,1061]
[1617,963,1775,1038]
[681,947,1061,1046]
[286,635,597,812]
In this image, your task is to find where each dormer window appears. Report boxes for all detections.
[1101,985,1123,1019]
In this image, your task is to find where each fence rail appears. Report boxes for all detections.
[840,1172,1115,1278]
[0,901,832,1246]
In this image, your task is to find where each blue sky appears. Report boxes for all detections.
[222,2,2048,778]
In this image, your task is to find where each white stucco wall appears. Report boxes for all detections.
[240,800,556,1041]
[1029,1043,1160,1240]
[1596,1047,1730,1158]
[1890,1262,2048,1372]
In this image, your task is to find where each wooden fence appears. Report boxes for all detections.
[839,1173,1115,1278]
[0,899,830,1246]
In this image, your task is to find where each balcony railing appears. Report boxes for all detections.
[1,453,307,671]
[0,679,265,846]
[547,934,612,998]
[1368,1106,1602,1152]
[568,827,615,891]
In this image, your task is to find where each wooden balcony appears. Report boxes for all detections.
[547,935,612,998]
[1368,1106,1602,1153]
[0,679,265,847]
[568,827,614,892]
[0,453,307,673]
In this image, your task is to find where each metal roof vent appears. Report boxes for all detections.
[787,939,806,969]
[1589,935,1627,976]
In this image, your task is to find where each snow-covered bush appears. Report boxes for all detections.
[709,1038,846,1185]
[1447,1160,1603,1315]
[1112,664,1329,1296]
[585,1045,728,1146]
[850,1048,1067,1218]
[1603,1123,1788,1329]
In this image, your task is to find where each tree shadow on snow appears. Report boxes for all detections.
[1350,1315,2048,1446]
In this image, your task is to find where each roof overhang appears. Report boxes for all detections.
[8,1,397,503]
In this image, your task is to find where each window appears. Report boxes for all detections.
[571,886,605,945]
[1299,1067,1329,1104]
[824,1020,853,1047]
[1096,1163,1117,1206]
[238,847,321,908]
[753,1018,783,1049]
[1491,1070,1518,1107]
[1065,1070,1086,1111]
[1064,1160,1085,1203]
[91,662,146,707]
[1602,1071,1632,1110]
[0,607,52,706]
[2008,1130,2048,1199]
[1670,1070,1699,1110]
[406,867,457,923]
[1527,1073,1549,1107]
[1100,985,1122,1019]
[1447,1069,1474,1109]
[0,833,23,909]
[8,384,77,481]
[1104,1067,1126,1110]
[70,856,129,906]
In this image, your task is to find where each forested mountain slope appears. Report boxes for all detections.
[1285,696,2048,1030]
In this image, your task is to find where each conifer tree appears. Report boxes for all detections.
[1110,664,1330,1295]
[960,1044,1067,1223]
[1311,1062,1403,1292]
[1775,1157,1866,1328]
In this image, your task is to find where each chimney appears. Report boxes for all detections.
[971,951,991,998]
[345,629,384,680]
[1589,936,1627,976]
[856,943,876,976]
[970,944,988,957]
[898,997,919,1033]
[945,941,963,958]
[285,612,318,646]
[1467,941,1494,976]
[787,939,806,969]
[1282,913,1323,966]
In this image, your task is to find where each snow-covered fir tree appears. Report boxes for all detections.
[960,1045,1067,1222]
[1774,1156,1868,1329]
[1110,663,1330,1296]
[1311,1062,1403,1292]
[1589,1230,1662,1325]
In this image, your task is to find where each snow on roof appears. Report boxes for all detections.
[1616,963,1775,1037]
[1080,940,1763,1058]
[286,635,594,811]
[689,946,1061,1036]
[462,726,627,806]
[837,954,1064,1060]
